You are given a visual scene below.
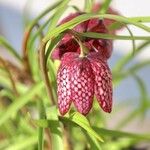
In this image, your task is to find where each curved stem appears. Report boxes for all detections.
[0,36,22,63]
[39,42,55,105]
[0,57,18,96]
[66,29,89,57]
[22,0,63,75]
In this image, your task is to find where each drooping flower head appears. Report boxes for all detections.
[57,52,112,115]
[53,3,119,115]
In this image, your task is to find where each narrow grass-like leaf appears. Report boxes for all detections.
[0,36,22,62]
[69,112,104,142]
[132,74,149,118]
[93,127,150,141]
[113,41,150,73]
[99,0,112,14]
[43,14,150,42]
[45,33,64,62]
[27,0,63,30]
[36,107,63,150]
[0,82,44,126]
[84,0,94,13]
[78,32,150,40]
[109,16,150,31]
[36,112,104,143]
[116,109,141,129]
[5,134,38,150]
[46,106,63,150]
[48,0,70,32]
[85,132,102,150]
[38,99,46,150]
[19,118,35,134]
[113,60,150,85]
[47,60,57,99]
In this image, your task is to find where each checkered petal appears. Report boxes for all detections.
[70,58,94,115]
[88,53,112,113]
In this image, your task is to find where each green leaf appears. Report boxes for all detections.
[84,0,94,13]
[45,33,64,62]
[0,36,22,62]
[27,0,63,29]
[69,112,104,142]
[46,106,63,150]
[85,132,102,150]
[113,60,150,86]
[108,21,124,31]
[99,0,112,14]
[5,134,38,150]
[123,24,136,56]
[116,109,141,129]
[132,74,149,118]
[93,127,150,141]
[38,99,46,150]
[29,1,76,51]
[113,41,150,73]
[48,0,70,32]
[0,82,44,126]
[78,32,150,40]
[43,14,150,42]
[47,60,57,99]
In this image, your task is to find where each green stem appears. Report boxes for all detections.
[39,42,55,105]
[0,57,18,96]
[68,30,89,57]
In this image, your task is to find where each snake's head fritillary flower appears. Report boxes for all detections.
[57,52,112,116]
[51,13,112,60]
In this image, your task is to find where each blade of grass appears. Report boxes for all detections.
[0,36,22,62]
[84,131,102,150]
[0,57,18,96]
[113,41,150,73]
[69,112,104,142]
[22,0,63,75]
[113,59,150,85]
[23,0,63,54]
[43,14,150,42]
[48,0,70,32]
[5,134,38,150]
[78,32,150,40]
[93,127,150,141]
[38,99,46,150]
[99,0,112,14]
[46,106,63,150]
[84,0,94,13]
[0,82,44,126]
[132,74,149,118]
[45,33,64,62]
[116,109,141,129]
[109,16,150,31]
